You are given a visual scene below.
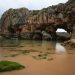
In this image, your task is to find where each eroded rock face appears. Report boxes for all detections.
[0,0,75,40]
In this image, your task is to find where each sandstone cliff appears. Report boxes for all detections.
[0,0,75,40]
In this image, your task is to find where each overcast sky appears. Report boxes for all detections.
[0,0,68,17]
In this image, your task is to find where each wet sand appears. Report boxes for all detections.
[0,53,75,75]
[0,40,75,75]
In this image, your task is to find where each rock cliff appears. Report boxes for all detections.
[0,0,75,40]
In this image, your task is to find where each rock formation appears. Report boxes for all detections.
[0,0,75,40]
[64,39,75,49]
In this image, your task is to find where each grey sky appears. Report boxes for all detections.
[0,0,68,17]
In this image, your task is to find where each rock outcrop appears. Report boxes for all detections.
[64,39,75,48]
[0,0,75,40]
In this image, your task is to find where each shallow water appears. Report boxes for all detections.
[0,38,74,59]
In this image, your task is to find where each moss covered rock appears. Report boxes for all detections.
[0,61,25,72]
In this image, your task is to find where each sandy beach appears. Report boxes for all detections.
[0,40,75,75]
[0,53,75,75]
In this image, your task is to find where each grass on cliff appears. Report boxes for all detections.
[0,61,25,72]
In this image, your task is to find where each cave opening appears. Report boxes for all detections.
[56,28,71,41]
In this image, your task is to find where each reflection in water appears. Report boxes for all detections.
[0,38,19,47]
[0,38,66,59]
[0,39,55,57]
[0,39,55,52]
[55,43,66,54]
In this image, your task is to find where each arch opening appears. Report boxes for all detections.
[56,28,71,41]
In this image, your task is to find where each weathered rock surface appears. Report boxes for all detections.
[64,39,75,48]
[0,0,75,40]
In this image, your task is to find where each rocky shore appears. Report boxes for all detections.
[64,39,75,48]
